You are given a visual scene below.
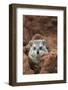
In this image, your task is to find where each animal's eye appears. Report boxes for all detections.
[33,47,36,50]
[39,46,42,50]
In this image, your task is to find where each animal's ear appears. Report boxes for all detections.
[29,40,33,46]
[42,40,50,52]
[42,40,47,45]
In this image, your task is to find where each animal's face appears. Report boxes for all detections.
[29,40,48,59]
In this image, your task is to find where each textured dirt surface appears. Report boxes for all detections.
[23,15,57,74]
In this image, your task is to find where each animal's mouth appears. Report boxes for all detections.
[31,54,40,59]
[36,53,41,57]
[31,53,48,58]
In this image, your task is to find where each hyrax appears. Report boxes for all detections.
[28,39,48,74]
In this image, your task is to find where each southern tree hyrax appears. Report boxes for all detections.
[28,39,48,73]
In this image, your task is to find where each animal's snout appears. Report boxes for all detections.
[37,51,39,54]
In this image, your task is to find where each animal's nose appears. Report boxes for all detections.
[37,51,39,54]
